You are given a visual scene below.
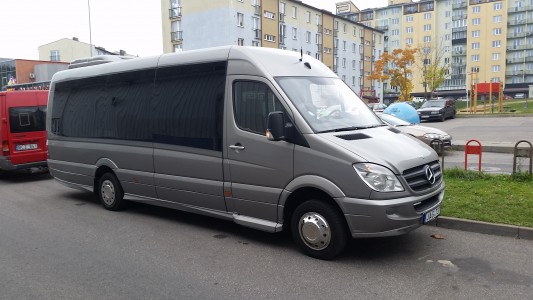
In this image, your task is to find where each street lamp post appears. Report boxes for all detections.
[88,0,93,57]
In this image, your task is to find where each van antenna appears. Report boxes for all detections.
[300,48,303,62]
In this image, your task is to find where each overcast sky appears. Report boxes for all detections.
[0,0,388,60]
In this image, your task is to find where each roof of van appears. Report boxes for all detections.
[50,46,335,84]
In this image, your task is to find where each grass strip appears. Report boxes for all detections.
[442,168,533,228]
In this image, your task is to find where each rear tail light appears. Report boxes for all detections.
[1,140,9,156]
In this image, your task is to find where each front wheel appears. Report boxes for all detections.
[290,200,348,260]
[97,173,126,211]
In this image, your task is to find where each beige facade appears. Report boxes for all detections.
[38,38,131,63]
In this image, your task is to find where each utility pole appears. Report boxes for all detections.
[88,0,94,57]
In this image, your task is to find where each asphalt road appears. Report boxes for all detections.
[1,171,532,299]
[420,115,533,144]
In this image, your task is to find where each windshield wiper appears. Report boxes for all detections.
[318,124,385,133]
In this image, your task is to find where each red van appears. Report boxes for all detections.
[0,90,48,171]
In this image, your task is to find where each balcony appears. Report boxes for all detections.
[508,5,533,13]
[452,38,467,45]
[505,70,533,76]
[452,62,466,68]
[507,45,528,51]
[452,50,465,56]
[169,7,181,19]
[375,25,389,31]
[508,19,527,26]
[452,26,467,33]
[452,14,467,21]
[451,74,466,80]
[507,32,529,39]
[279,13,285,23]
[507,58,525,64]
[452,2,467,9]
[171,31,183,42]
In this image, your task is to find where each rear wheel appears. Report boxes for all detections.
[290,200,348,260]
[97,173,126,211]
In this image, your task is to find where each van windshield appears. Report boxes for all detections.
[276,77,382,133]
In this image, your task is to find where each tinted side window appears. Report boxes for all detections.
[54,69,154,140]
[233,81,285,135]
[9,106,46,133]
[152,62,226,151]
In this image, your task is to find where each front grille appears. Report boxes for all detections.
[413,194,440,213]
[402,160,442,192]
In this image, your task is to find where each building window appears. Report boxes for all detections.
[305,11,310,22]
[237,13,244,27]
[306,31,311,43]
[237,38,244,46]
[264,34,275,42]
[424,13,431,20]
[392,29,399,36]
[424,36,431,43]
[492,65,500,72]
[252,41,259,47]
[292,6,297,18]
[50,50,60,61]
[343,41,346,51]
[472,42,480,49]
[493,15,502,23]
[292,28,297,40]
[406,38,413,45]
[472,30,480,37]
[494,2,502,10]
[264,11,275,19]
[424,24,431,31]
[472,54,480,62]
[472,18,480,25]
[492,53,500,60]
[173,44,182,52]
[493,28,501,35]
[472,6,480,13]
[406,27,413,33]
[492,40,501,47]
[406,16,413,22]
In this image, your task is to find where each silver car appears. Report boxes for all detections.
[379,113,452,155]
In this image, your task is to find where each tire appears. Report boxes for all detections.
[97,173,126,211]
[440,114,446,122]
[290,200,348,260]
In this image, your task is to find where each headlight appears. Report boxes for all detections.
[423,133,444,140]
[353,163,404,192]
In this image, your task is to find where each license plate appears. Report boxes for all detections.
[16,144,38,151]
[421,115,429,119]
[423,206,440,224]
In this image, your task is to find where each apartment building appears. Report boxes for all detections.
[38,37,132,63]
[160,0,385,101]
[337,0,533,98]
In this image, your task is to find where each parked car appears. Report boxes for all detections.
[416,99,456,122]
[503,95,513,101]
[378,113,452,155]
[367,103,388,112]
[514,93,526,99]
[412,97,426,103]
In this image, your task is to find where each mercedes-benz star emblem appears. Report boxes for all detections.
[424,165,436,184]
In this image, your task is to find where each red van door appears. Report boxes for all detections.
[4,91,48,168]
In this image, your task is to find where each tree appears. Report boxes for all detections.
[416,41,450,99]
[367,47,417,102]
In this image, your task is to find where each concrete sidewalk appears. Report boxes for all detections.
[452,140,532,154]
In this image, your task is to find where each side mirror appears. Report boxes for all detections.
[266,111,286,141]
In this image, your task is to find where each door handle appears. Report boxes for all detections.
[229,144,245,151]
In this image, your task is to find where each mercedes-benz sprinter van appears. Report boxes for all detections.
[47,46,444,259]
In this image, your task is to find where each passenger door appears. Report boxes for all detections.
[152,62,227,212]
[224,78,294,223]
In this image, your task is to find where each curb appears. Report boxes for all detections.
[428,216,533,240]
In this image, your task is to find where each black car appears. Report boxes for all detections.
[416,99,456,122]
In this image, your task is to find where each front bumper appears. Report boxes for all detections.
[338,184,445,237]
